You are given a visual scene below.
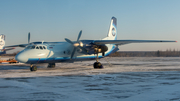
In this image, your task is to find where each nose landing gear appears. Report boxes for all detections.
[29,63,56,71]
[47,63,55,68]
[30,64,37,71]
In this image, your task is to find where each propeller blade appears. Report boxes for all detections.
[65,38,74,44]
[66,30,82,59]
[77,30,82,41]
[71,47,76,59]
[28,32,30,44]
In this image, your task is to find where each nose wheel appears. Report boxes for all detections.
[93,53,103,69]
[47,63,55,68]
[30,64,37,71]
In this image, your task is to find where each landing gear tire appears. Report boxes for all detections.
[93,62,103,69]
[30,66,37,71]
[47,63,55,68]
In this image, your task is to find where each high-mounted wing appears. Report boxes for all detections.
[5,44,28,48]
[93,40,177,45]
[2,48,15,51]
[4,32,61,48]
[5,42,63,48]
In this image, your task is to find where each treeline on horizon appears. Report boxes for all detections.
[1,50,180,57]
[109,50,180,57]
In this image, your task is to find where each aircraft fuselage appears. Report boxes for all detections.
[15,41,118,64]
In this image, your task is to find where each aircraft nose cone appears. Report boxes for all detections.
[15,52,28,63]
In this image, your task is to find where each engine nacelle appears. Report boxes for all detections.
[94,45,108,53]
[75,41,108,55]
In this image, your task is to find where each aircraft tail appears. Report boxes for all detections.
[0,34,5,50]
[104,17,117,40]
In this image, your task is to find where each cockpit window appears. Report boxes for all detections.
[26,46,31,49]
[39,46,43,49]
[31,46,35,49]
[36,46,39,49]
[26,46,35,49]
[26,45,46,50]
[43,46,46,49]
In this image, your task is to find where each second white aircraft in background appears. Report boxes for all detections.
[0,34,14,55]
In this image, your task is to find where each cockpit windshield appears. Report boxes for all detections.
[32,46,35,49]
[26,45,47,50]
[36,46,39,49]
[43,46,46,49]
[39,46,43,49]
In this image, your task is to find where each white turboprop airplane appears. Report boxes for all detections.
[0,34,14,55]
[5,17,176,71]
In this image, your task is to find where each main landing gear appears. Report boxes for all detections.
[47,63,55,68]
[93,53,103,69]
[30,64,37,71]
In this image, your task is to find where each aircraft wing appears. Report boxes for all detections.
[5,44,28,48]
[2,48,15,51]
[4,42,64,48]
[5,40,177,48]
[93,40,177,45]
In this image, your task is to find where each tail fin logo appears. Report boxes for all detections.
[106,17,117,40]
[112,27,116,36]
[0,35,5,49]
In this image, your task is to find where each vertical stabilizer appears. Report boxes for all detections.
[107,17,117,40]
[0,34,5,50]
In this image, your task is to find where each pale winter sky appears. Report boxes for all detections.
[0,0,179,53]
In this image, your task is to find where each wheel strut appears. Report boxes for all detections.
[96,53,99,62]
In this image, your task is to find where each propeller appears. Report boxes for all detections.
[77,30,82,41]
[65,30,87,59]
[28,32,30,44]
[65,38,74,44]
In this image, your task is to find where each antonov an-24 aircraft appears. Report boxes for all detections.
[5,17,176,71]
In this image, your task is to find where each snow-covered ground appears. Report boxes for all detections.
[0,57,180,101]
[0,57,180,78]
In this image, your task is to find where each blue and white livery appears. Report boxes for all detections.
[5,17,176,71]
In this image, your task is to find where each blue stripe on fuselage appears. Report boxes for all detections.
[26,45,119,64]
